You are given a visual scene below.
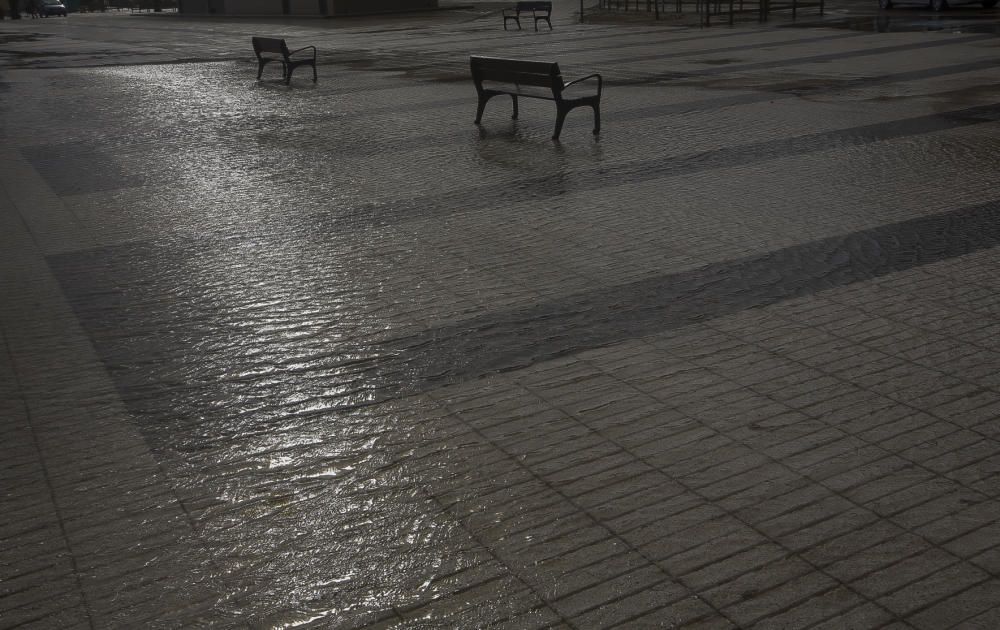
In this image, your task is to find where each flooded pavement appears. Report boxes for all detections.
[4,4,1000,629]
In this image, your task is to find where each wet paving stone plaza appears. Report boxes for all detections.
[5,1,1000,627]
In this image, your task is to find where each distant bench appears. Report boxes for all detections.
[252,37,317,85]
[503,1,552,30]
[471,55,601,140]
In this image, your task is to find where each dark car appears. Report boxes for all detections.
[41,0,68,16]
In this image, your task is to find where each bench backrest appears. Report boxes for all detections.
[252,37,290,59]
[516,1,551,12]
[471,56,563,95]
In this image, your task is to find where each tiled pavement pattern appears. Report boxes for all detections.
[5,3,1000,628]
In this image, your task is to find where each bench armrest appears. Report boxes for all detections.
[288,45,316,59]
[563,73,602,96]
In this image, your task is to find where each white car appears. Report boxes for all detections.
[41,0,68,16]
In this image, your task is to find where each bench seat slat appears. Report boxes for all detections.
[516,1,551,9]
[252,37,287,55]
[480,83,555,99]
[477,70,556,87]
[472,57,557,75]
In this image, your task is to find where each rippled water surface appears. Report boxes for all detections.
[8,15,1000,626]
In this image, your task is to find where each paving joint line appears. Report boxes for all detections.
[1,333,96,630]
[427,384,737,627]
[517,336,953,626]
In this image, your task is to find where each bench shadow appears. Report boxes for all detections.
[252,79,319,91]
[476,122,601,147]
[473,129,578,189]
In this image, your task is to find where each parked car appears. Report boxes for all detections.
[41,0,68,16]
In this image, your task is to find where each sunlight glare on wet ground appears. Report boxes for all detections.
[7,8,1000,627]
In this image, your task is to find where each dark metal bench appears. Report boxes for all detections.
[251,37,317,85]
[471,55,601,140]
[503,1,552,30]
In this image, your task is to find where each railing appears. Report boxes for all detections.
[79,0,178,11]
[585,0,823,25]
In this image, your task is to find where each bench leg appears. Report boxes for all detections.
[553,104,569,141]
[592,103,601,135]
[511,94,518,120]
[475,94,493,124]
[257,59,266,80]
[312,61,317,82]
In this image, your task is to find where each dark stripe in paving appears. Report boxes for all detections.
[42,103,1000,417]
[359,30,867,85]
[44,54,1000,164]
[617,59,1000,117]
[327,56,1000,153]
[392,198,1000,390]
[478,27,865,60]
[48,197,1000,411]
[314,29,859,88]
[27,73,1000,200]
[559,30,864,65]
[364,23,721,50]
[347,24,675,52]
[319,25,865,84]
[21,142,148,196]
[428,26,680,47]
[764,57,1000,102]
[334,101,1000,224]
[334,42,1000,103]
[629,32,997,78]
